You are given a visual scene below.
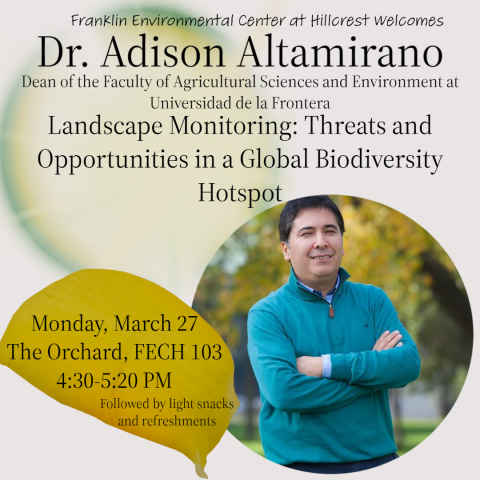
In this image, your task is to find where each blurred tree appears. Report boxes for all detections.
[336,196,472,429]
[194,204,288,342]
[417,302,470,416]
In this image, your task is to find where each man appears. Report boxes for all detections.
[247,196,421,474]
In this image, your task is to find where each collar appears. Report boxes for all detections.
[297,274,340,298]
[287,266,350,302]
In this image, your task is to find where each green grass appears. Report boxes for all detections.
[395,419,441,456]
[229,419,441,458]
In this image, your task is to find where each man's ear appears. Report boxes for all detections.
[281,241,291,261]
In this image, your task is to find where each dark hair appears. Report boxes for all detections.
[279,195,345,243]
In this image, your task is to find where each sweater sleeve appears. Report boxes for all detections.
[329,288,421,390]
[247,307,373,414]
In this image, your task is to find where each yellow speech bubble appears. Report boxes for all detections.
[0,269,239,477]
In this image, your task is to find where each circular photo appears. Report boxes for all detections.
[192,195,473,475]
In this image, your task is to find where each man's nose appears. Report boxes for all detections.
[313,233,328,248]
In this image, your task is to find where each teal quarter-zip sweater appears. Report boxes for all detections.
[247,267,421,465]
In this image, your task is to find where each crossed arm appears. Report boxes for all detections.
[248,290,421,414]
[298,293,421,390]
[297,329,404,377]
[247,308,374,414]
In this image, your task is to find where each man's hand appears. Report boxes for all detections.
[373,330,403,351]
[296,356,323,377]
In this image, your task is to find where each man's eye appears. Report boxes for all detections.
[325,230,336,234]
[301,232,312,236]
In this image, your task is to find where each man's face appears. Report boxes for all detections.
[281,208,344,290]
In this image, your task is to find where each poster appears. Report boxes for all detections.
[0,0,477,478]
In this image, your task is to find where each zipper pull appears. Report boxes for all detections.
[329,305,334,318]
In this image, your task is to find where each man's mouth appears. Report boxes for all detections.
[311,254,333,260]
